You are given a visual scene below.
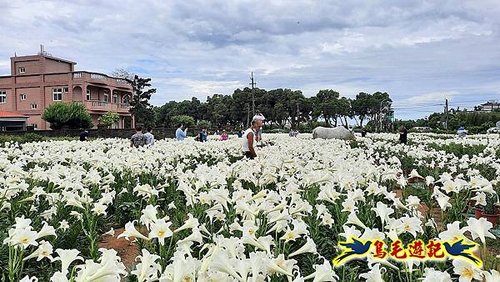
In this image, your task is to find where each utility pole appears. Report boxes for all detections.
[246,103,250,126]
[296,102,300,129]
[445,98,449,130]
[250,72,256,115]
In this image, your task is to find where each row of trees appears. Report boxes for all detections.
[150,88,393,130]
[394,109,500,134]
[111,69,394,130]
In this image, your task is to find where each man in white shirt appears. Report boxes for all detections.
[144,127,155,146]
[242,114,265,159]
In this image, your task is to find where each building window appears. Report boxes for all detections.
[63,87,69,93]
[18,67,26,74]
[20,94,27,101]
[32,123,37,129]
[53,88,63,101]
[104,93,109,103]
[0,90,6,104]
[112,94,118,104]
[31,103,38,109]
[86,89,91,100]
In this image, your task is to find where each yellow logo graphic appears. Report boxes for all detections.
[333,237,482,267]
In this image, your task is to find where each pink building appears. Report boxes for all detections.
[0,51,133,130]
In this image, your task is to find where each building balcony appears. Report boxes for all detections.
[83,100,131,114]
[72,71,132,90]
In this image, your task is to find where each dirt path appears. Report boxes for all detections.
[98,228,140,271]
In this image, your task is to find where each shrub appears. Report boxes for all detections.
[171,115,195,128]
[21,133,44,143]
[42,102,93,129]
[197,120,211,129]
[100,112,120,128]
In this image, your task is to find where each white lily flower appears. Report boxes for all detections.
[345,211,367,229]
[303,259,338,282]
[174,213,199,233]
[465,217,495,245]
[452,259,482,282]
[117,221,149,241]
[149,219,173,245]
[371,202,394,227]
[54,248,83,276]
[23,240,53,262]
[288,237,317,258]
[359,263,385,281]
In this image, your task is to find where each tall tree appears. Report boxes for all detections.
[313,89,340,126]
[337,97,353,127]
[129,75,157,127]
[352,92,373,127]
[111,69,156,127]
[371,92,392,132]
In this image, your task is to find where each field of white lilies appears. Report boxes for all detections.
[1,133,499,281]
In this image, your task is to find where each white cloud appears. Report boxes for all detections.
[399,91,459,106]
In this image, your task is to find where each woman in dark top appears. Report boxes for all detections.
[399,126,408,144]
[80,130,89,141]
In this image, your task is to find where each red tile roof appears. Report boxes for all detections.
[0,111,28,118]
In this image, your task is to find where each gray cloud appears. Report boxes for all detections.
[0,0,499,119]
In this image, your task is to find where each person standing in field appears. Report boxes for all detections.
[457,126,467,138]
[399,126,408,144]
[254,114,265,146]
[176,124,188,141]
[243,115,265,159]
[144,127,155,146]
[130,126,147,148]
[198,128,208,142]
[80,130,89,141]
[220,130,229,141]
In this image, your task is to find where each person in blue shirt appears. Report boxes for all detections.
[457,126,467,138]
[175,124,188,141]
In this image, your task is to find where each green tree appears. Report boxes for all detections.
[111,69,157,127]
[42,102,93,129]
[134,106,157,128]
[99,112,120,128]
[352,92,374,127]
[129,75,157,127]
[197,119,211,129]
[206,94,233,127]
[312,89,340,126]
[337,97,353,127]
[171,115,195,128]
[371,92,392,132]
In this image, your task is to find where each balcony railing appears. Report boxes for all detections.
[72,72,132,88]
[116,78,129,84]
[90,73,106,80]
[83,100,130,113]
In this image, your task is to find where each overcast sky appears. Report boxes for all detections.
[1,0,499,119]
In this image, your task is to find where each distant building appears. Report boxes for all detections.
[0,48,133,130]
[0,111,28,131]
[476,100,500,112]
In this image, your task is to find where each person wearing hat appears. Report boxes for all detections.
[242,114,265,159]
[254,114,264,143]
